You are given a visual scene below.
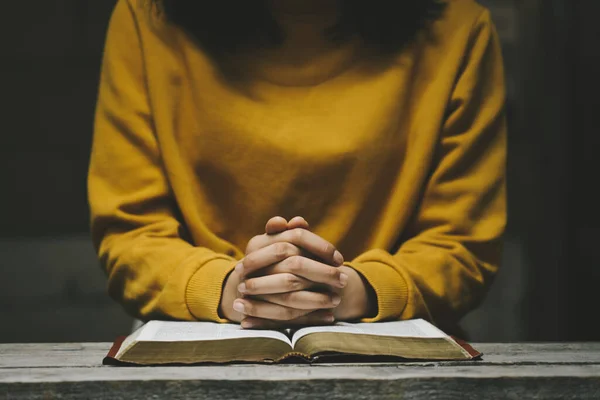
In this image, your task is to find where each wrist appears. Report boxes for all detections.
[219,268,244,322]
[334,266,376,321]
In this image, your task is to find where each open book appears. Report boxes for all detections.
[104,319,480,365]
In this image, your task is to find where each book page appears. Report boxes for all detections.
[134,321,291,345]
[115,323,145,359]
[291,319,447,348]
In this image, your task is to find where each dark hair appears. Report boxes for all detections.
[150,1,447,57]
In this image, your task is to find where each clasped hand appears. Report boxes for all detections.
[220,216,372,328]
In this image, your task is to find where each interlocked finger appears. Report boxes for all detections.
[256,256,348,289]
[238,242,303,277]
[241,309,335,329]
[233,298,313,321]
[252,291,342,310]
[239,273,313,295]
[246,228,343,267]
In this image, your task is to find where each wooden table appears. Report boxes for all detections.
[1,343,599,399]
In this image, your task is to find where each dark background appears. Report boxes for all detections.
[0,0,598,343]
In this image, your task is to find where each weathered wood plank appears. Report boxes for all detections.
[467,343,600,364]
[0,343,109,369]
[2,343,599,369]
[3,364,600,383]
[2,376,600,400]
[1,343,599,399]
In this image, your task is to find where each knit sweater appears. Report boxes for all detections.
[89,0,507,330]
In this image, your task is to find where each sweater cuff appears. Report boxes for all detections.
[186,258,237,323]
[345,260,409,323]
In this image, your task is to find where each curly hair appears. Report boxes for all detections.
[148,0,447,57]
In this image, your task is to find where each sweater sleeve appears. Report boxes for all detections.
[346,10,507,328]
[88,0,236,323]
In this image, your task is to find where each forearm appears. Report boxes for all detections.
[346,237,502,326]
[218,268,244,322]
[98,222,237,322]
[333,266,377,321]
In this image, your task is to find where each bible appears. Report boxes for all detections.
[104,319,480,365]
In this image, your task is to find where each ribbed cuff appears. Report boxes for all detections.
[345,260,409,323]
[185,258,237,323]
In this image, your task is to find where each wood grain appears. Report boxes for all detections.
[1,343,599,399]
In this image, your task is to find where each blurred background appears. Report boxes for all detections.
[0,0,598,343]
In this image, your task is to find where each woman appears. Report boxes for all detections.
[89,0,506,334]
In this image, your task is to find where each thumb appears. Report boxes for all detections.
[265,216,288,235]
[287,216,310,230]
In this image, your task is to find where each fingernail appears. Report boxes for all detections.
[233,301,245,313]
[235,263,244,276]
[325,314,335,323]
[333,251,344,265]
[332,295,341,306]
[339,273,348,288]
[241,320,253,329]
[238,282,247,294]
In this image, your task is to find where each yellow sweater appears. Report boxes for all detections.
[89,0,506,330]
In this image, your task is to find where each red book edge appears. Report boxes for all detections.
[103,336,128,366]
[452,336,483,359]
